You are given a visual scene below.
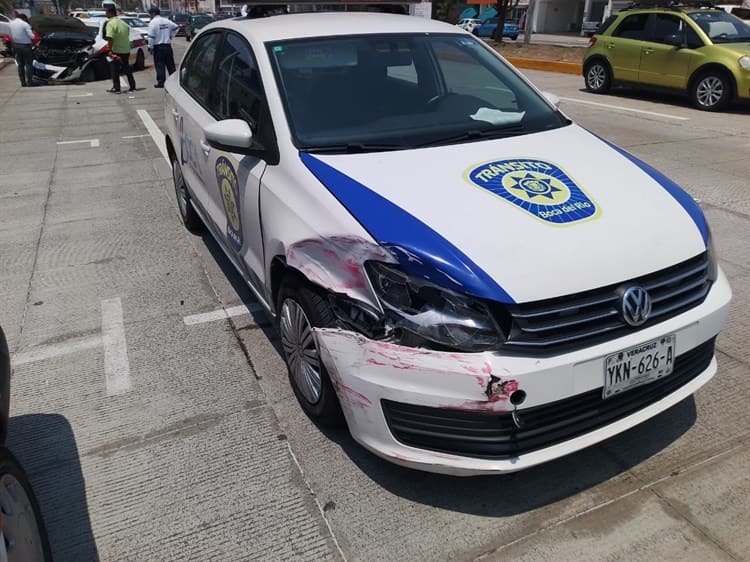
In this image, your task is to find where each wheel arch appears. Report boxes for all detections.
[583,54,612,78]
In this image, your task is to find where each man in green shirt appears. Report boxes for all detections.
[103,6,135,93]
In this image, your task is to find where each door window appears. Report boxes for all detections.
[211,32,264,130]
[648,13,682,43]
[181,32,222,106]
[612,14,649,40]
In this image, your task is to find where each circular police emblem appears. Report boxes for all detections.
[215,156,243,252]
[466,159,600,225]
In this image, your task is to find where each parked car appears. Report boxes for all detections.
[0,326,52,561]
[81,17,148,70]
[170,13,189,36]
[30,15,108,83]
[120,16,149,41]
[185,13,215,41]
[473,17,520,39]
[584,5,750,110]
[456,17,483,33]
[165,12,730,476]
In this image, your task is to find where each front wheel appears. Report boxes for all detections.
[277,278,344,427]
[0,448,52,562]
[171,155,202,231]
[690,71,730,111]
[584,60,612,93]
[510,35,518,40]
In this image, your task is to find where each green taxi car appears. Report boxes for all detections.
[583,4,750,110]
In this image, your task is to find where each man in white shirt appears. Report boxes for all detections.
[9,13,35,87]
[147,6,179,88]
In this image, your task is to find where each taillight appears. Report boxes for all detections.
[132,38,146,47]
[588,36,597,47]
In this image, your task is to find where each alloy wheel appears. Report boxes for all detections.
[587,64,606,90]
[172,160,188,217]
[0,473,46,562]
[280,299,323,404]
[696,76,724,108]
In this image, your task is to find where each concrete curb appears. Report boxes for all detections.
[504,56,582,75]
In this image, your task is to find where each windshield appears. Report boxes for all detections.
[122,17,146,27]
[689,11,750,43]
[191,16,213,25]
[173,14,189,22]
[268,34,568,152]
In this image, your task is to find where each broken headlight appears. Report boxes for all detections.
[365,261,504,352]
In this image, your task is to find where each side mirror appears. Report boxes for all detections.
[664,33,684,48]
[542,91,561,108]
[203,119,256,154]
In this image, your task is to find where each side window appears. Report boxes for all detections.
[181,32,222,106]
[612,14,649,40]
[211,33,264,130]
[685,24,704,49]
[649,14,682,43]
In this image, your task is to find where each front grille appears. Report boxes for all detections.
[382,338,714,460]
[503,252,711,352]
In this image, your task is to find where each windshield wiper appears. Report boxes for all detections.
[302,143,404,154]
[414,126,526,148]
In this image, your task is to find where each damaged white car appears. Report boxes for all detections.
[164,13,731,475]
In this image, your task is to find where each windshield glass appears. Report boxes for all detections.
[689,11,750,43]
[173,14,189,22]
[122,17,146,27]
[191,16,213,25]
[268,33,567,152]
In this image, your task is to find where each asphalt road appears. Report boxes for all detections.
[1,39,749,561]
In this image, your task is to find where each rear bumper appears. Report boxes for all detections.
[315,269,731,476]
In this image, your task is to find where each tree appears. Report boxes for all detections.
[491,0,521,42]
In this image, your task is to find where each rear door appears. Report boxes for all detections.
[639,13,704,88]
[606,13,650,82]
[172,31,225,228]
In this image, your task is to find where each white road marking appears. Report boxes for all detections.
[137,108,169,162]
[120,76,129,89]
[69,92,93,98]
[13,335,102,366]
[183,304,264,326]
[101,297,131,396]
[122,134,151,139]
[557,96,690,121]
[57,138,100,147]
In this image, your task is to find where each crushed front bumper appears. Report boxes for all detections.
[315,270,731,476]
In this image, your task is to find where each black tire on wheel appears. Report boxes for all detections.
[171,155,202,231]
[0,447,52,562]
[134,49,145,71]
[80,65,96,83]
[276,277,345,427]
[690,70,731,111]
[584,59,612,93]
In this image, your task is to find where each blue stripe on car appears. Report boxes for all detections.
[598,137,709,246]
[300,152,515,304]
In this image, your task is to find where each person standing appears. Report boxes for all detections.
[103,6,136,93]
[147,7,178,88]
[9,13,34,87]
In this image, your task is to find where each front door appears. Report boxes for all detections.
[639,14,705,89]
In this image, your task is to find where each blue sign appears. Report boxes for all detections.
[466,159,600,225]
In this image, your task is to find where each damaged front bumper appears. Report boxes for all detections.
[315,270,731,476]
[32,60,84,83]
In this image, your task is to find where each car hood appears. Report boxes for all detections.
[31,15,90,37]
[300,124,708,304]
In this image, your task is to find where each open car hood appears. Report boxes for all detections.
[30,15,92,40]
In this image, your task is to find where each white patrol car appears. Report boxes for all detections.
[164,12,731,475]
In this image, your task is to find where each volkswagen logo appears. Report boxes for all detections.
[620,286,652,327]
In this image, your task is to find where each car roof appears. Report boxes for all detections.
[212,12,460,43]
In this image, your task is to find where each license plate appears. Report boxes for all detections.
[603,334,676,399]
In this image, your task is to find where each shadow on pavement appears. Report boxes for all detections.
[320,396,697,516]
[7,414,100,562]
[576,87,750,114]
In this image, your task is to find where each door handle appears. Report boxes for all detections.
[642,48,654,55]
[199,140,211,155]
[171,108,180,120]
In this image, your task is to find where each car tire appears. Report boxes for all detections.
[80,64,96,83]
[171,155,202,232]
[511,35,518,40]
[276,276,345,427]
[0,447,52,562]
[584,59,612,93]
[690,70,730,111]
[134,49,145,71]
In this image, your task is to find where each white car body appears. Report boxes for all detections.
[81,17,148,66]
[164,13,731,475]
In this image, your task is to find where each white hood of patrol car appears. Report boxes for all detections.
[308,124,706,303]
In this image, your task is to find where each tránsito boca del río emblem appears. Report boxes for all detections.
[215,156,243,251]
[466,159,600,225]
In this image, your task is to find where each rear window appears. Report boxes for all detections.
[598,15,618,34]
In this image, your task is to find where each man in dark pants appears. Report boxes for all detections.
[147,6,178,88]
[9,13,34,87]
[103,7,136,93]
